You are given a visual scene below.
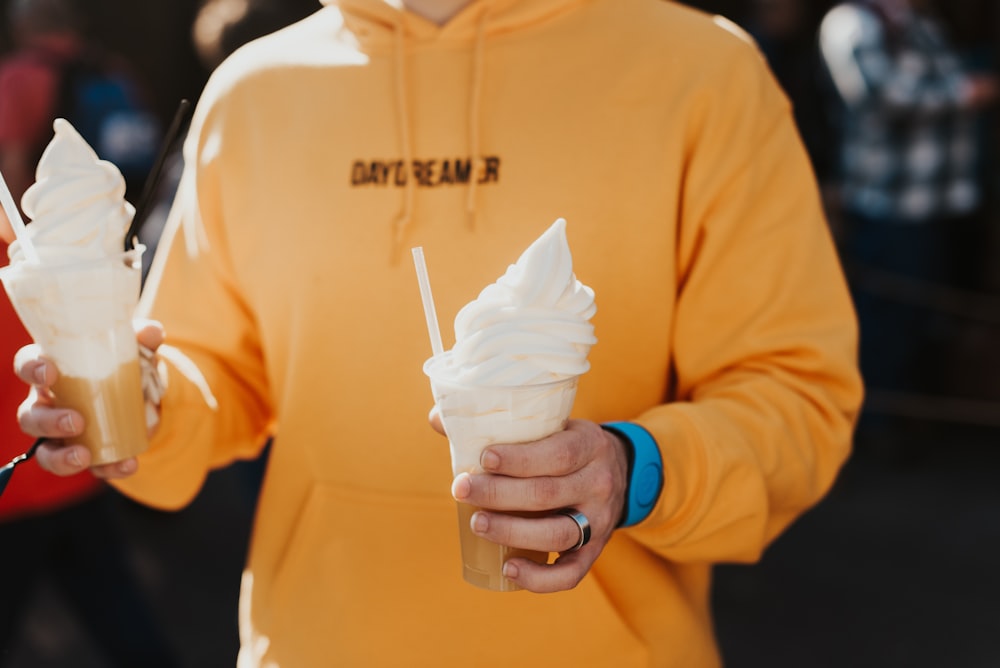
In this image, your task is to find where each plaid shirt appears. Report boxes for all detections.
[820,3,981,223]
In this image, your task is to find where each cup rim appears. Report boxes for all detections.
[0,244,145,278]
[423,352,581,391]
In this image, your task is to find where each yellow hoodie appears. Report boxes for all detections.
[119,1,863,666]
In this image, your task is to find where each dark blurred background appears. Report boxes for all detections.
[0,1,998,666]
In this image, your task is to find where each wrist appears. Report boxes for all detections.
[602,421,663,528]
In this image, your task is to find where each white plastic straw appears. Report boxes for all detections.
[411,246,444,357]
[0,171,38,263]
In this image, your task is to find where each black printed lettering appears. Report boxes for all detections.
[479,156,500,184]
[454,159,472,183]
[369,162,386,185]
[351,157,499,188]
[413,160,434,186]
[438,160,455,185]
[351,161,368,185]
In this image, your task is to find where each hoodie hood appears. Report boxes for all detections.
[319,0,583,260]
[324,0,582,46]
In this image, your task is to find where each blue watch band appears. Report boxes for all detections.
[602,421,663,528]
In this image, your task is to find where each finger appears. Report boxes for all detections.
[453,471,585,512]
[503,550,593,593]
[34,441,91,476]
[91,458,139,480]
[135,319,164,351]
[470,509,584,553]
[428,405,445,435]
[13,344,53,387]
[34,443,138,479]
[481,420,595,477]
[451,468,609,511]
[18,397,82,440]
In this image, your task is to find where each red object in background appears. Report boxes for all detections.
[0,241,102,521]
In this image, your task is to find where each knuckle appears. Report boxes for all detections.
[16,396,40,434]
[552,441,576,473]
[15,404,31,433]
[34,442,66,475]
[517,559,587,594]
[484,477,502,508]
[590,467,615,501]
[550,568,585,593]
[32,447,55,473]
[530,476,559,506]
[564,525,580,550]
[494,516,516,546]
[12,344,37,372]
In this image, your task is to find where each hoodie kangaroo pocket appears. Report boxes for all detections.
[267,483,649,667]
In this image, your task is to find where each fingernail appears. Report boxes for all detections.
[118,459,137,475]
[451,473,471,501]
[58,414,78,434]
[502,562,518,579]
[67,448,83,468]
[33,363,47,385]
[481,450,500,471]
[471,511,488,534]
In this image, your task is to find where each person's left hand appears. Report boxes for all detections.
[442,417,630,593]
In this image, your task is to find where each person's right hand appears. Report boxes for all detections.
[13,319,165,480]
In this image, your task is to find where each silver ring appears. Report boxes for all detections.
[557,509,591,552]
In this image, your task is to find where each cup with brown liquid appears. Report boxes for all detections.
[0,247,148,464]
[424,354,580,592]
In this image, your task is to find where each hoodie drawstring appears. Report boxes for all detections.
[391,21,415,262]
[465,10,489,230]
[390,9,490,260]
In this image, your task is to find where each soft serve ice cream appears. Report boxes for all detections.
[429,217,597,387]
[4,118,140,378]
[0,118,148,464]
[9,118,135,265]
[422,218,596,591]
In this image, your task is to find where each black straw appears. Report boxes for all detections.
[125,98,192,251]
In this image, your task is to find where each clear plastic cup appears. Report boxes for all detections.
[424,353,579,592]
[0,247,149,464]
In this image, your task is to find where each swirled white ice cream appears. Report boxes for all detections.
[0,118,142,381]
[7,118,134,265]
[436,218,596,386]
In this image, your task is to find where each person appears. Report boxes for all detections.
[9,1,863,666]
[818,0,997,444]
[0,0,158,225]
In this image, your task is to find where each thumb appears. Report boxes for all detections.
[428,405,445,435]
[135,319,165,351]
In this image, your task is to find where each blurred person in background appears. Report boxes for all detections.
[819,0,998,448]
[0,0,159,226]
